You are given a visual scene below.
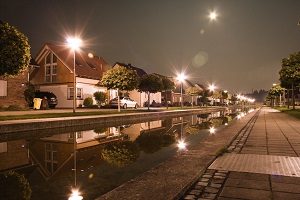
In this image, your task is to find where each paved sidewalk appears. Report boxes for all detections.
[183,107,300,200]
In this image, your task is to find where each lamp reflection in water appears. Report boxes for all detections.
[177,117,187,151]
[69,132,83,200]
[209,126,216,135]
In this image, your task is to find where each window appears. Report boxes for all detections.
[44,53,57,83]
[0,80,7,97]
[44,143,58,174]
[67,87,83,100]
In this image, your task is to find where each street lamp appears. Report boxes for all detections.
[177,73,186,108]
[66,37,82,113]
[208,83,216,92]
[208,83,216,106]
[209,11,218,21]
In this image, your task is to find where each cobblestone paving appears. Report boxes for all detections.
[181,107,300,200]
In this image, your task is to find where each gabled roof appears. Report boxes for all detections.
[113,62,147,77]
[36,43,109,80]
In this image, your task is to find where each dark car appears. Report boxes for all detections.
[34,91,58,108]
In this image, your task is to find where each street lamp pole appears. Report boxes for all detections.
[66,37,82,113]
[176,72,186,109]
[73,50,76,113]
[180,81,183,108]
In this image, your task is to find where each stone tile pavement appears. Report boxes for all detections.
[182,107,300,200]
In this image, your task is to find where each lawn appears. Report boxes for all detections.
[0,110,149,121]
[275,106,300,119]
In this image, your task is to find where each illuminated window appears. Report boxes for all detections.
[45,52,57,83]
[67,87,83,100]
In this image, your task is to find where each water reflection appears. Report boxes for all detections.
[0,108,248,199]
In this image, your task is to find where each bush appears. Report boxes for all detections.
[93,91,107,106]
[83,97,93,107]
[101,141,139,167]
[0,171,32,200]
[23,84,35,107]
[6,104,23,111]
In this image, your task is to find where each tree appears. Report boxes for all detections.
[93,91,107,107]
[138,74,163,110]
[0,171,31,200]
[185,86,202,107]
[199,89,212,106]
[101,141,139,167]
[0,21,31,77]
[101,66,139,111]
[23,83,35,107]
[267,85,284,107]
[279,52,300,109]
[161,76,175,109]
[221,90,229,105]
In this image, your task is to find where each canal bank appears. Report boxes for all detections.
[96,108,258,200]
[0,107,227,134]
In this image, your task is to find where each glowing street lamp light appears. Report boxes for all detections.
[66,37,82,113]
[177,140,187,150]
[68,189,83,200]
[177,72,186,108]
[208,84,216,92]
[209,126,216,134]
[209,11,218,21]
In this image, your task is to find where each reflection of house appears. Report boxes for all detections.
[30,43,110,108]
[0,140,29,171]
[119,120,163,141]
[29,129,122,177]
[111,63,161,107]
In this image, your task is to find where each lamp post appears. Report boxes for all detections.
[208,83,216,106]
[177,73,186,108]
[66,37,82,113]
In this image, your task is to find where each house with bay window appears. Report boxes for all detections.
[30,43,110,108]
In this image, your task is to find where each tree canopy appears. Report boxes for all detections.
[279,52,300,109]
[101,66,139,91]
[161,76,175,91]
[0,21,31,77]
[138,74,163,94]
[279,52,300,88]
[138,74,163,109]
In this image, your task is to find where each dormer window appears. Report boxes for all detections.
[45,52,57,83]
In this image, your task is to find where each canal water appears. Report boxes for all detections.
[0,108,246,200]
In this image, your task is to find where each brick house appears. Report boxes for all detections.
[0,70,29,108]
[30,43,110,108]
[111,62,161,107]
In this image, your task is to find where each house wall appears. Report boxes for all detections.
[0,70,28,108]
[31,57,73,85]
[40,80,106,108]
[77,78,106,106]
[0,140,29,171]
[129,90,161,107]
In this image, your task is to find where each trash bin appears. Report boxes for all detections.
[33,98,42,110]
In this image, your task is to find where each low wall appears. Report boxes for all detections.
[0,107,226,134]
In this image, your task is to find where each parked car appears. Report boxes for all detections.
[109,97,138,109]
[34,91,58,108]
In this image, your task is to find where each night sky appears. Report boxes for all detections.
[1,0,300,93]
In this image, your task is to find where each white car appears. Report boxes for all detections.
[109,97,138,109]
